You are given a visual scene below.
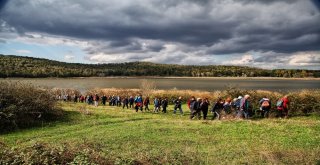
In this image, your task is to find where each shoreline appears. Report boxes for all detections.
[1,76,320,80]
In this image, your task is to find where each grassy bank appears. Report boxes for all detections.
[1,102,320,164]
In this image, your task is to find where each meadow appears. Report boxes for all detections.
[1,102,320,164]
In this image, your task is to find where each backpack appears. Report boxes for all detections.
[235,99,241,108]
[261,100,270,107]
[276,99,283,107]
[223,103,231,114]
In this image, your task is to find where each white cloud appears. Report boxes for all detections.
[16,32,91,48]
[288,52,320,66]
[225,54,254,65]
[64,54,75,60]
[16,49,31,54]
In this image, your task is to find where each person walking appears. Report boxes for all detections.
[102,95,107,106]
[190,97,202,120]
[89,95,94,105]
[259,97,271,118]
[173,96,184,115]
[154,97,160,113]
[123,96,129,109]
[80,95,85,103]
[277,95,289,118]
[144,97,150,111]
[129,96,134,108]
[73,94,78,103]
[162,97,168,113]
[93,94,99,107]
[240,95,251,119]
[200,98,210,120]
[158,97,162,112]
[134,94,143,112]
[116,96,122,107]
[189,96,196,119]
[234,96,242,116]
[223,98,232,114]
[211,98,224,120]
[108,95,112,106]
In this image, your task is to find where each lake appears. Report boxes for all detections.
[1,77,319,92]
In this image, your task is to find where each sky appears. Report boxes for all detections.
[0,0,319,69]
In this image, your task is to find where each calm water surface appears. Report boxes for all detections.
[1,77,319,92]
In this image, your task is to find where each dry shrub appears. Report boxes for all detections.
[0,81,62,132]
[0,142,112,165]
[0,142,204,165]
[87,88,141,97]
[287,90,320,115]
[51,88,81,97]
[151,89,215,102]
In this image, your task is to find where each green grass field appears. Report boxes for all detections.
[1,102,320,164]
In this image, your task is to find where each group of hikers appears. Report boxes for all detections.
[57,94,289,119]
[188,95,289,120]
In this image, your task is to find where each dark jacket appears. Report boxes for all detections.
[162,99,168,108]
[174,99,182,107]
[200,101,210,111]
[211,101,223,112]
[191,100,201,111]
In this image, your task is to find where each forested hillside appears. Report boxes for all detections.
[0,55,319,78]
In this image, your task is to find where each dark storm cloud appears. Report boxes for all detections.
[239,0,298,4]
[0,0,319,64]
[312,0,320,10]
[0,0,8,11]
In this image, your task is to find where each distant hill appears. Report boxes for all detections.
[0,54,319,78]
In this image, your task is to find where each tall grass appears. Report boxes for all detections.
[0,82,62,132]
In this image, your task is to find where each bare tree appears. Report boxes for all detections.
[140,79,157,97]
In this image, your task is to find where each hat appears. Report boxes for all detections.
[238,96,242,99]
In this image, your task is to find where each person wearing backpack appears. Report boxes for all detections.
[223,97,232,115]
[240,95,251,119]
[134,94,143,112]
[234,96,242,116]
[259,97,271,118]
[277,95,289,118]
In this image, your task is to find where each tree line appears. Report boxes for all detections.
[0,54,319,78]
